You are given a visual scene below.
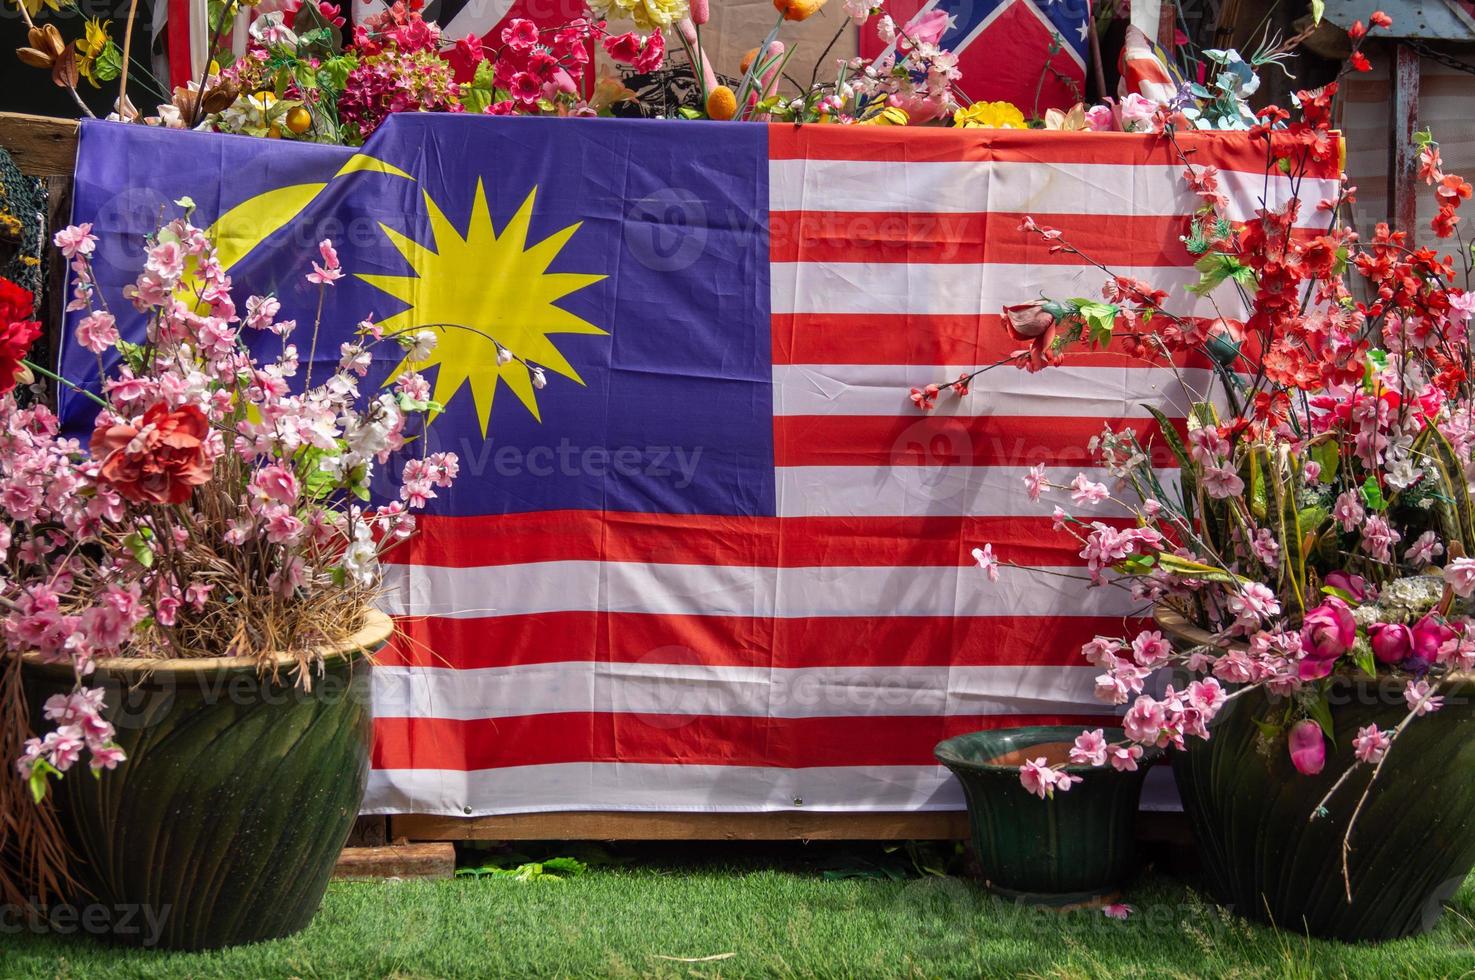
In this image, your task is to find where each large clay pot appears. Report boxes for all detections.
[1159,605,1475,941]
[19,610,392,950]
[935,726,1160,905]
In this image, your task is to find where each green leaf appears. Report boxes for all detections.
[1252,717,1282,740]
[1304,690,1335,741]
[124,531,154,568]
[1422,426,1475,552]
[1187,252,1257,297]
[677,106,702,119]
[27,758,59,803]
[541,857,587,877]
[94,39,122,82]
[1360,474,1386,512]
[1156,553,1243,584]
[116,339,148,373]
[1310,0,1324,25]
[1352,645,1376,678]
[1144,405,1196,514]
[1076,301,1118,348]
[1308,441,1339,482]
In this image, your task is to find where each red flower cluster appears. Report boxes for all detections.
[0,277,40,395]
[90,403,214,505]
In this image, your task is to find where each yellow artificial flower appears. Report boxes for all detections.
[587,0,688,33]
[858,105,909,126]
[17,0,64,19]
[75,17,111,88]
[954,100,1027,129]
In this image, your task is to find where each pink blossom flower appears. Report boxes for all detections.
[1444,557,1475,598]
[1404,530,1444,567]
[307,239,343,285]
[1333,490,1365,531]
[1069,728,1108,766]
[74,311,119,353]
[89,743,126,771]
[1018,757,1055,799]
[1123,696,1167,745]
[1201,464,1244,499]
[971,544,999,582]
[1130,630,1171,667]
[1288,719,1326,775]
[1051,507,1069,531]
[54,223,97,259]
[1083,104,1115,131]
[1227,581,1280,632]
[1358,515,1400,563]
[1106,743,1143,771]
[251,463,299,504]
[1069,474,1109,506]
[1353,724,1390,764]
[1103,903,1133,920]
[501,17,538,50]
[1404,679,1443,715]
[1023,463,1047,503]
[909,384,939,412]
[1081,636,1122,667]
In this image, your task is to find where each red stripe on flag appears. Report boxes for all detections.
[385,513,1121,568]
[372,712,1118,770]
[770,211,1196,267]
[774,415,1185,469]
[379,612,1150,670]
[771,313,1218,369]
[765,124,1343,179]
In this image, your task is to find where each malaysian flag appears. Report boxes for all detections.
[63,119,1339,818]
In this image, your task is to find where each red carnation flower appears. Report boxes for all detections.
[0,318,40,395]
[90,402,214,505]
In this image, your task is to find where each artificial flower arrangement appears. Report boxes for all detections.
[911,9,1475,901]
[0,205,476,911]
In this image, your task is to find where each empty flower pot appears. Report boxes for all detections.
[936,726,1160,905]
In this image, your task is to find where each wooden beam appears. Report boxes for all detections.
[390,811,970,842]
[333,843,456,879]
[0,113,80,178]
[1387,42,1421,231]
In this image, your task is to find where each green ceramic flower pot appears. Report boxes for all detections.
[935,726,1160,904]
[1159,605,1475,942]
[18,610,392,951]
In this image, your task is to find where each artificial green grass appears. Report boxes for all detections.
[2,842,1473,978]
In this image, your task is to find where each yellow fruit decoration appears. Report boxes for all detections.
[285,106,312,135]
[774,0,827,21]
[706,85,737,121]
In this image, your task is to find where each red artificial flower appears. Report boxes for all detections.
[0,276,33,324]
[602,31,643,64]
[1348,20,1367,41]
[90,402,215,505]
[1419,145,1444,185]
[0,317,40,395]
[1350,51,1372,72]
[1370,10,1392,28]
[1437,173,1473,206]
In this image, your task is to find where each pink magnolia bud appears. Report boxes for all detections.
[1369,622,1412,665]
[1288,720,1326,776]
[691,0,709,25]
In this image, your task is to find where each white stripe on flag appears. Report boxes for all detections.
[379,562,1145,620]
[774,465,1177,518]
[362,762,965,815]
[772,364,1210,418]
[371,663,1105,721]
[768,158,1339,223]
[769,262,1224,318]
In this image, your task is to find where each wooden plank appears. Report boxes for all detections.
[333,843,456,879]
[390,811,970,842]
[1387,42,1421,230]
[0,113,80,178]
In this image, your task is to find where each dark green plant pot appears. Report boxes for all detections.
[935,726,1160,904]
[19,610,392,951]
[1160,606,1475,942]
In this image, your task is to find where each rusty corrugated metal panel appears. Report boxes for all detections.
[1321,0,1475,41]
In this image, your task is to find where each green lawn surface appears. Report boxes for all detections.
[2,842,1473,978]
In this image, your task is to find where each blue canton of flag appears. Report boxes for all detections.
[63,116,776,519]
